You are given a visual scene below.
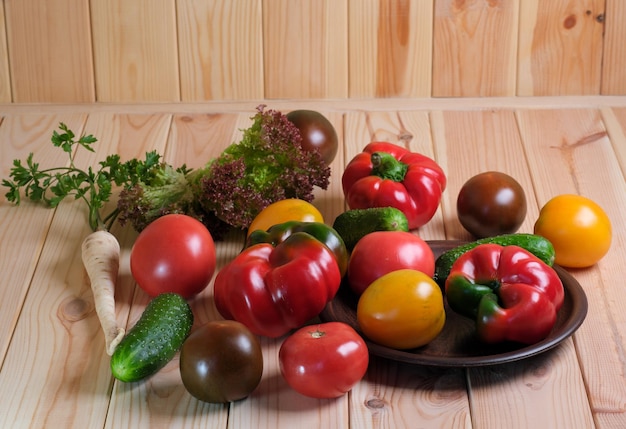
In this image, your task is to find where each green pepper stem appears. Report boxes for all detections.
[371,152,408,182]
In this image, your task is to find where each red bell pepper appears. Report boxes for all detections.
[445,244,564,345]
[213,231,342,338]
[341,142,446,229]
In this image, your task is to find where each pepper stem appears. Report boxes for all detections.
[371,152,408,182]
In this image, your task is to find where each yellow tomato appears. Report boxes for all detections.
[534,194,612,268]
[356,269,445,350]
[247,199,324,236]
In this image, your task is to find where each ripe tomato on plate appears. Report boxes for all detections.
[357,269,445,350]
[130,214,216,298]
[347,231,435,295]
[279,322,369,399]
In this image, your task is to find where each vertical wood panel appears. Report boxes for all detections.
[262,0,348,99]
[4,0,94,102]
[0,4,12,102]
[90,0,179,102]
[517,0,604,96]
[349,0,432,98]
[177,0,263,101]
[432,0,519,97]
[601,0,626,95]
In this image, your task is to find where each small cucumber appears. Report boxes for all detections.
[111,293,193,382]
[332,207,409,251]
[433,233,556,287]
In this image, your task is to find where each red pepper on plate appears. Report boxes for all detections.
[445,243,564,345]
[341,142,446,229]
[213,231,342,338]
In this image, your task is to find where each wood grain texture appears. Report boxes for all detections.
[90,0,179,102]
[0,114,87,365]
[348,0,433,98]
[1,99,625,427]
[262,0,348,99]
[430,109,539,240]
[0,113,171,429]
[4,0,95,102]
[177,0,264,101]
[516,108,626,428]
[343,111,470,428]
[1,1,626,101]
[469,340,594,428]
[517,0,604,96]
[430,108,594,428]
[0,5,11,102]
[432,0,519,97]
[600,0,626,95]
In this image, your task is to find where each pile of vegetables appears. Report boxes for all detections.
[116,105,331,237]
[2,105,613,404]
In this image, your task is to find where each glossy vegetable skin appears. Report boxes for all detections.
[357,269,445,350]
[180,320,263,403]
[342,141,447,229]
[445,244,564,345]
[110,293,193,382]
[279,322,368,399]
[130,214,216,298]
[348,231,435,295]
[286,110,339,165]
[456,171,527,238]
[247,198,324,238]
[534,194,612,268]
[246,220,348,276]
[433,233,556,287]
[214,232,342,338]
[332,207,409,252]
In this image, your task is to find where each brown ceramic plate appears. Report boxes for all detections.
[319,240,588,367]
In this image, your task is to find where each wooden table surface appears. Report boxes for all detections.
[1,98,625,429]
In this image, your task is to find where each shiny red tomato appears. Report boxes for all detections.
[279,322,369,399]
[347,231,435,295]
[130,214,216,298]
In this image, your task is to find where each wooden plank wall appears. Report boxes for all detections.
[1,0,623,103]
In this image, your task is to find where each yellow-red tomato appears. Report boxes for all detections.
[534,194,611,268]
[356,269,445,350]
[247,199,324,237]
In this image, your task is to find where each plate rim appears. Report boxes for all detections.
[319,239,589,367]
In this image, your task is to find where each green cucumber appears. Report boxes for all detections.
[111,293,193,382]
[433,233,556,287]
[332,207,409,251]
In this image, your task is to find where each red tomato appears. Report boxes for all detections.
[279,322,369,399]
[347,231,435,295]
[130,214,216,298]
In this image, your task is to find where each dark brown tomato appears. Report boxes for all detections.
[179,320,263,403]
[286,110,339,165]
[456,171,527,238]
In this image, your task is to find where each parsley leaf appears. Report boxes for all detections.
[2,123,162,231]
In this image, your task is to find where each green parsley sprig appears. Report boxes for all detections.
[2,123,162,232]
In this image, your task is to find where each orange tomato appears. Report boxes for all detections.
[356,269,445,350]
[247,199,324,236]
[534,194,611,268]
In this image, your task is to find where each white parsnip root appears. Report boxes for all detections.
[81,230,125,356]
